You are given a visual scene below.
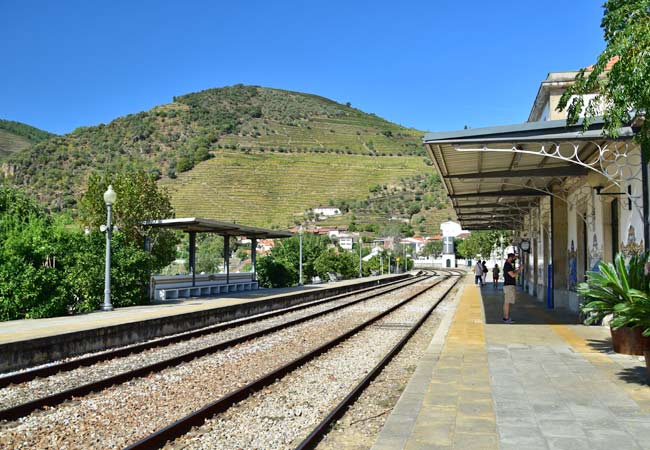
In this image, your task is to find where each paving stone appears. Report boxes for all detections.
[454,415,496,434]
[458,400,494,417]
[533,402,576,420]
[537,419,586,438]
[547,436,591,450]
[423,393,458,407]
[584,428,643,450]
[567,403,614,422]
[409,421,454,446]
[607,405,650,421]
[452,432,498,450]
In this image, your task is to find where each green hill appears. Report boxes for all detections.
[3,85,453,233]
[0,119,54,159]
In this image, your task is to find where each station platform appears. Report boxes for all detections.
[373,276,650,450]
[0,273,409,372]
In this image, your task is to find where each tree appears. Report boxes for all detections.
[423,240,443,257]
[558,1,650,150]
[270,233,330,281]
[256,256,296,288]
[196,234,224,273]
[313,248,357,280]
[455,231,505,260]
[79,170,177,270]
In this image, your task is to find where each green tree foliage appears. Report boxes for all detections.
[313,248,358,280]
[196,234,225,273]
[0,119,54,143]
[422,240,443,257]
[269,233,330,281]
[558,0,650,149]
[256,256,296,288]
[0,186,161,320]
[79,170,177,270]
[455,231,506,260]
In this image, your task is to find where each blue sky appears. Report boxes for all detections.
[1,0,605,135]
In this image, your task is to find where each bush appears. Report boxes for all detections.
[313,249,357,280]
[256,256,297,288]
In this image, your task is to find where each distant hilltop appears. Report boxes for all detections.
[0,85,453,232]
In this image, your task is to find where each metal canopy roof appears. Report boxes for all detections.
[142,217,293,238]
[423,117,637,231]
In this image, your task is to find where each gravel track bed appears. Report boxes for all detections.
[163,278,456,450]
[0,280,438,449]
[0,279,424,409]
[316,282,459,450]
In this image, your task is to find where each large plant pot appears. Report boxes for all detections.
[611,326,650,355]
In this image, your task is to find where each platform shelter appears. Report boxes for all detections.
[143,217,292,301]
[424,116,646,312]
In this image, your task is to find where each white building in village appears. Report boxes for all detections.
[425,59,645,312]
[312,206,342,218]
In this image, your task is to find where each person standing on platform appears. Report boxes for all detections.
[474,260,483,285]
[481,260,488,286]
[492,263,500,288]
[502,253,523,323]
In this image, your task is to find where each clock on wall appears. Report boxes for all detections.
[520,239,531,252]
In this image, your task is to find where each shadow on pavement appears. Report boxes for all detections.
[616,366,650,386]
[479,283,580,325]
[585,337,614,353]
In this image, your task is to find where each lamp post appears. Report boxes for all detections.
[102,185,117,311]
[358,238,363,278]
[298,225,303,286]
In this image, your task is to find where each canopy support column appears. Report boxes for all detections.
[251,238,257,282]
[188,231,196,287]
[642,144,649,251]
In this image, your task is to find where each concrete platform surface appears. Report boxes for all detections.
[373,277,650,450]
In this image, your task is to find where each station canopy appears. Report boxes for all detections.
[142,217,293,239]
[423,117,637,231]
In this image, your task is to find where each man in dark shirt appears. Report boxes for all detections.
[502,253,523,323]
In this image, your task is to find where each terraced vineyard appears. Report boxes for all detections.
[164,150,428,228]
[0,120,54,159]
[3,85,454,232]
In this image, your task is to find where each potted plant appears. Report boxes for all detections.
[578,252,650,355]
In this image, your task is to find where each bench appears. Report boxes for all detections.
[151,273,258,301]
[157,281,259,301]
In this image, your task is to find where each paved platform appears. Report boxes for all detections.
[373,276,650,450]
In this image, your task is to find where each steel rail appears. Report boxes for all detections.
[0,275,433,421]
[0,274,420,388]
[294,274,462,449]
[124,276,449,450]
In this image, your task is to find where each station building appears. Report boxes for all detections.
[424,62,646,312]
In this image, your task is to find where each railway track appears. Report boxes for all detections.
[128,275,461,450]
[0,274,431,421]
[1,274,426,387]
[0,274,453,450]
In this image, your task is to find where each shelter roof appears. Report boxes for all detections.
[142,217,293,239]
[423,117,637,231]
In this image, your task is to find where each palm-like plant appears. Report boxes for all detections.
[578,252,650,328]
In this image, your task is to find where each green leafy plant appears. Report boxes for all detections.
[578,252,650,328]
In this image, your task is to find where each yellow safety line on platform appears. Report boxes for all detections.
[405,279,498,450]
[550,324,650,413]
